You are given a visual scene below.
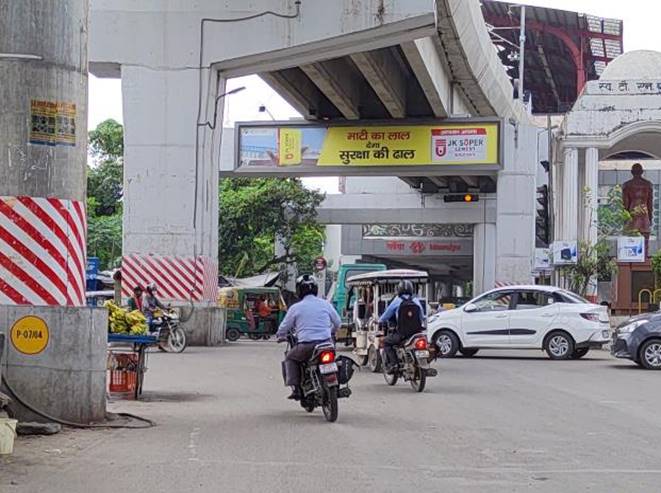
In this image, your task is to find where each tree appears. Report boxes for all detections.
[89,119,124,161]
[558,186,631,297]
[219,178,325,278]
[87,119,124,269]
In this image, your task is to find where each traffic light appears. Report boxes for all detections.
[536,185,549,247]
[444,193,479,203]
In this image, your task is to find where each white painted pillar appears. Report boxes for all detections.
[473,223,496,295]
[584,147,599,246]
[561,147,579,240]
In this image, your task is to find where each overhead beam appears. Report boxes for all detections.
[400,38,450,118]
[461,176,479,188]
[300,59,361,120]
[350,49,407,118]
[429,177,448,188]
[260,69,321,119]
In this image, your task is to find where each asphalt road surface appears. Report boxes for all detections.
[2,342,661,492]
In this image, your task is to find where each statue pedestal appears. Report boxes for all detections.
[613,260,655,315]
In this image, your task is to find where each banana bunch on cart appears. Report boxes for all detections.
[104,301,149,335]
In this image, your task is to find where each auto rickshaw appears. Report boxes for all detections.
[345,269,429,372]
[218,287,287,342]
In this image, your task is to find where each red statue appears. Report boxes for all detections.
[622,163,653,254]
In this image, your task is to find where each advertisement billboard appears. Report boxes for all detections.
[617,236,645,262]
[551,241,578,266]
[233,120,501,176]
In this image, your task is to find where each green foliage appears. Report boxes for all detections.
[87,120,124,269]
[558,240,616,297]
[651,250,661,286]
[219,178,324,278]
[597,185,635,237]
[86,198,123,270]
[561,186,634,296]
[89,119,124,161]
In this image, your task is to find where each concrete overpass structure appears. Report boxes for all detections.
[90,0,539,307]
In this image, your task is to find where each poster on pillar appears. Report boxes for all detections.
[234,121,501,176]
[617,236,645,262]
[551,241,578,266]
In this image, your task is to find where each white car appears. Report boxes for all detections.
[427,285,611,360]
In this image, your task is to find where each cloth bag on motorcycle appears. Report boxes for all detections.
[335,355,357,385]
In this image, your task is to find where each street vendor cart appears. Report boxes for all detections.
[107,333,158,400]
[345,269,429,372]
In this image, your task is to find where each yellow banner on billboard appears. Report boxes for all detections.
[317,123,498,166]
[278,128,302,166]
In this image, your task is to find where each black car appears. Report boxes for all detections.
[612,313,661,369]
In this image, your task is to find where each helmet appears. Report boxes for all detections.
[146,282,157,293]
[397,280,414,296]
[133,285,143,293]
[296,274,318,298]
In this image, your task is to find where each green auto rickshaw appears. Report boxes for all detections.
[219,287,287,342]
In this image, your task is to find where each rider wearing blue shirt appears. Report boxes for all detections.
[277,275,341,400]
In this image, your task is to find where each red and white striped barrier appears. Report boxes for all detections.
[121,254,218,302]
[0,196,86,306]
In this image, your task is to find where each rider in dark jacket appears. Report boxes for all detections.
[378,280,425,373]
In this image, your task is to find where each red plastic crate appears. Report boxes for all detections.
[107,352,139,397]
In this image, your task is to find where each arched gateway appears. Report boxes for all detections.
[556,50,661,311]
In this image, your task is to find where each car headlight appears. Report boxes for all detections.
[618,319,648,334]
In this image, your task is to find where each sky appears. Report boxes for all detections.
[88,0,661,191]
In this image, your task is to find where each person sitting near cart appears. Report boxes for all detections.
[144,282,167,332]
[127,285,144,312]
[277,275,341,400]
[378,280,426,374]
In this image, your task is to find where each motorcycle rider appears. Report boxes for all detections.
[378,280,425,373]
[277,275,341,400]
[144,282,166,332]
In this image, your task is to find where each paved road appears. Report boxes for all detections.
[2,342,661,492]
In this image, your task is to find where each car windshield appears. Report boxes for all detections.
[558,290,589,304]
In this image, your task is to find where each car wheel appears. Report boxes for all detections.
[544,331,575,360]
[571,348,589,359]
[433,330,459,358]
[639,339,661,370]
[459,348,479,358]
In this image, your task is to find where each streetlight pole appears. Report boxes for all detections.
[518,5,526,102]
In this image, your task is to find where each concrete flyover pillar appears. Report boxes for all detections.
[0,1,107,424]
[119,66,223,345]
[584,147,599,246]
[473,223,496,295]
[561,147,579,241]
[0,0,88,306]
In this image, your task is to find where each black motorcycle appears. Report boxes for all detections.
[281,333,354,422]
[380,329,437,392]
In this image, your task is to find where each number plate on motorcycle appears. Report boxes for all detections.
[319,363,338,374]
[415,350,429,359]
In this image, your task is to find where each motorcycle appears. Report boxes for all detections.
[380,329,437,392]
[280,332,354,423]
[152,309,187,353]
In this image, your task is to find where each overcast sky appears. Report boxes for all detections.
[87,0,661,191]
